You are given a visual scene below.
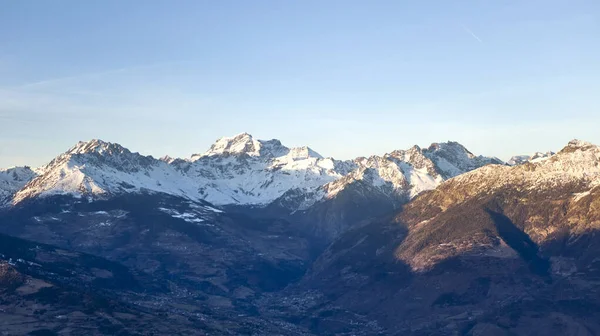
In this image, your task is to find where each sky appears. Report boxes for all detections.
[1,0,599,167]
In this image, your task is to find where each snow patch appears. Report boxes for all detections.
[158,207,206,224]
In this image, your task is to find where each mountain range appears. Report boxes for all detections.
[1,134,599,335]
[3,133,502,210]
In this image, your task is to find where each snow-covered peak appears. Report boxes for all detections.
[195,132,289,159]
[423,141,504,178]
[182,140,341,205]
[51,139,156,174]
[191,133,292,160]
[425,141,474,160]
[0,166,37,204]
[203,132,261,157]
[388,145,437,175]
[11,139,206,204]
[34,139,159,176]
[508,152,555,166]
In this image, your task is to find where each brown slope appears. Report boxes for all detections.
[272,140,600,335]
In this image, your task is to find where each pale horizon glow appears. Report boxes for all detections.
[1,0,599,167]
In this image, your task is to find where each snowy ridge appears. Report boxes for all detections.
[330,141,500,199]
[450,139,600,197]
[7,133,502,209]
[12,140,215,204]
[9,135,346,206]
[172,133,346,205]
[276,141,502,211]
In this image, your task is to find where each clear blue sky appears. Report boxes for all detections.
[1,0,599,167]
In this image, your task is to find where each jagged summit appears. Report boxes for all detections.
[67,139,130,156]
[425,141,473,157]
[201,132,264,157]
[564,139,595,151]
[44,139,158,173]
[45,139,157,174]
[190,133,287,160]
[190,133,325,162]
[422,141,504,178]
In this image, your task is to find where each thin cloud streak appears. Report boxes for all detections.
[9,60,189,90]
[461,24,483,43]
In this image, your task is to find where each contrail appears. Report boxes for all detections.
[461,24,483,43]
